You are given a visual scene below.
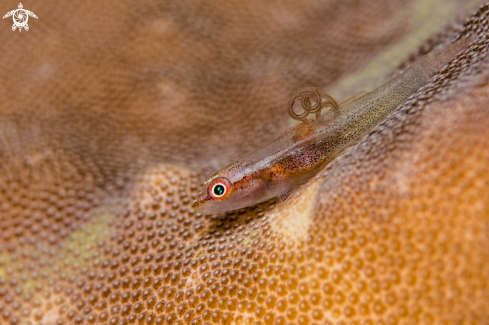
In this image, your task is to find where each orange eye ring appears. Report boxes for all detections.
[208,177,232,200]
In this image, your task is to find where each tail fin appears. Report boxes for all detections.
[420,34,476,75]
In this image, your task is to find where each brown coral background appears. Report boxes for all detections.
[0,0,488,324]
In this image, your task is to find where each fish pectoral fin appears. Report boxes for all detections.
[277,176,312,202]
[278,190,290,202]
[276,182,291,202]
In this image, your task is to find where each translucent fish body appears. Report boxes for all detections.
[193,36,474,214]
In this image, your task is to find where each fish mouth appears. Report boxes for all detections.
[192,199,202,210]
[192,194,209,211]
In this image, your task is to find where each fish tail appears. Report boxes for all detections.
[419,34,476,75]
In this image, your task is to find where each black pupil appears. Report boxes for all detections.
[213,184,225,196]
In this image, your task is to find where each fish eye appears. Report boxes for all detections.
[208,177,232,200]
[213,184,225,196]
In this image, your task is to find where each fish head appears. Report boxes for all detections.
[192,160,268,214]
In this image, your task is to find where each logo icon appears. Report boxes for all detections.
[3,3,37,32]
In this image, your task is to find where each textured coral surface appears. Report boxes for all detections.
[0,0,488,324]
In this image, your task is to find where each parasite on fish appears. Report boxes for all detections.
[288,87,340,121]
[193,34,476,214]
